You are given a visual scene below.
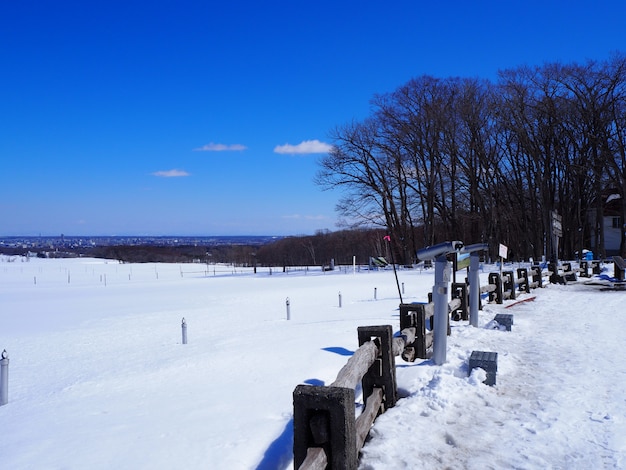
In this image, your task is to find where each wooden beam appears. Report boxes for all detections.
[355,388,384,450]
[331,340,378,389]
[298,447,327,470]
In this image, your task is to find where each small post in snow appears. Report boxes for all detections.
[338,291,342,308]
[181,318,188,344]
[0,349,8,406]
[286,297,291,320]
[374,287,377,300]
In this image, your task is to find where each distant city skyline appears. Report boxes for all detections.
[2,1,625,236]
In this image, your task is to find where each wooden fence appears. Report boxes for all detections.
[292,264,549,469]
[480,265,546,305]
[293,325,415,469]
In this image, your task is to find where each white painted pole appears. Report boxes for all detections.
[432,256,451,365]
[286,298,291,320]
[181,318,188,344]
[0,349,8,406]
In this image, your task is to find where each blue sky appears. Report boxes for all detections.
[2,1,625,236]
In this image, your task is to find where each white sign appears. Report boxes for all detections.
[499,243,508,259]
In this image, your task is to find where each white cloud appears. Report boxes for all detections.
[152,169,190,177]
[273,139,333,155]
[193,143,247,152]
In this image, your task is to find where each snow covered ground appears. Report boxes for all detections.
[0,256,624,469]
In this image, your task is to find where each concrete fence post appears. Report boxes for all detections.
[293,385,357,469]
[1,349,8,406]
[357,325,397,410]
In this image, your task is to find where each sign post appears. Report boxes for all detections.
[499,243,508,282]
[551,210,563,263]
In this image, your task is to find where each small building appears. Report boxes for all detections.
[589,192,624,257]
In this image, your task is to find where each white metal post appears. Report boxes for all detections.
[1,349,8,406]
[432,256,451,365]
[181,318,188,344]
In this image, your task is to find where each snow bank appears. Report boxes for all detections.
[0,257,624,469]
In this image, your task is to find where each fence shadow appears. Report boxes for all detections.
[321,346,354,356]
[255,418,294,470]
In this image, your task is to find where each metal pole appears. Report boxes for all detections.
[286,298,291,320]
[432,255,451,365]
[1,349,8,406]
[181,318,188,344]
[385,236,404,303]
[469,252,480,327]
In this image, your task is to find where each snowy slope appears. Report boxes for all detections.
[0,256,624,469]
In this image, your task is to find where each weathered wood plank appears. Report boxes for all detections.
[355,388,384,451]
[298,447,327,470]
[331,340,378,389]
[392,327,415,357]
[480,284,496,294]
[448,298,461,312]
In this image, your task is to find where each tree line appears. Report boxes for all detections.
[316,54,626,263]
[255,228,398,267]
[0,232,397,267]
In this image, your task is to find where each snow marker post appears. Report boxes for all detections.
[0,349,8,406]
[286,297,291,320]
[338,291,342,308]
[181,318,188,344]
